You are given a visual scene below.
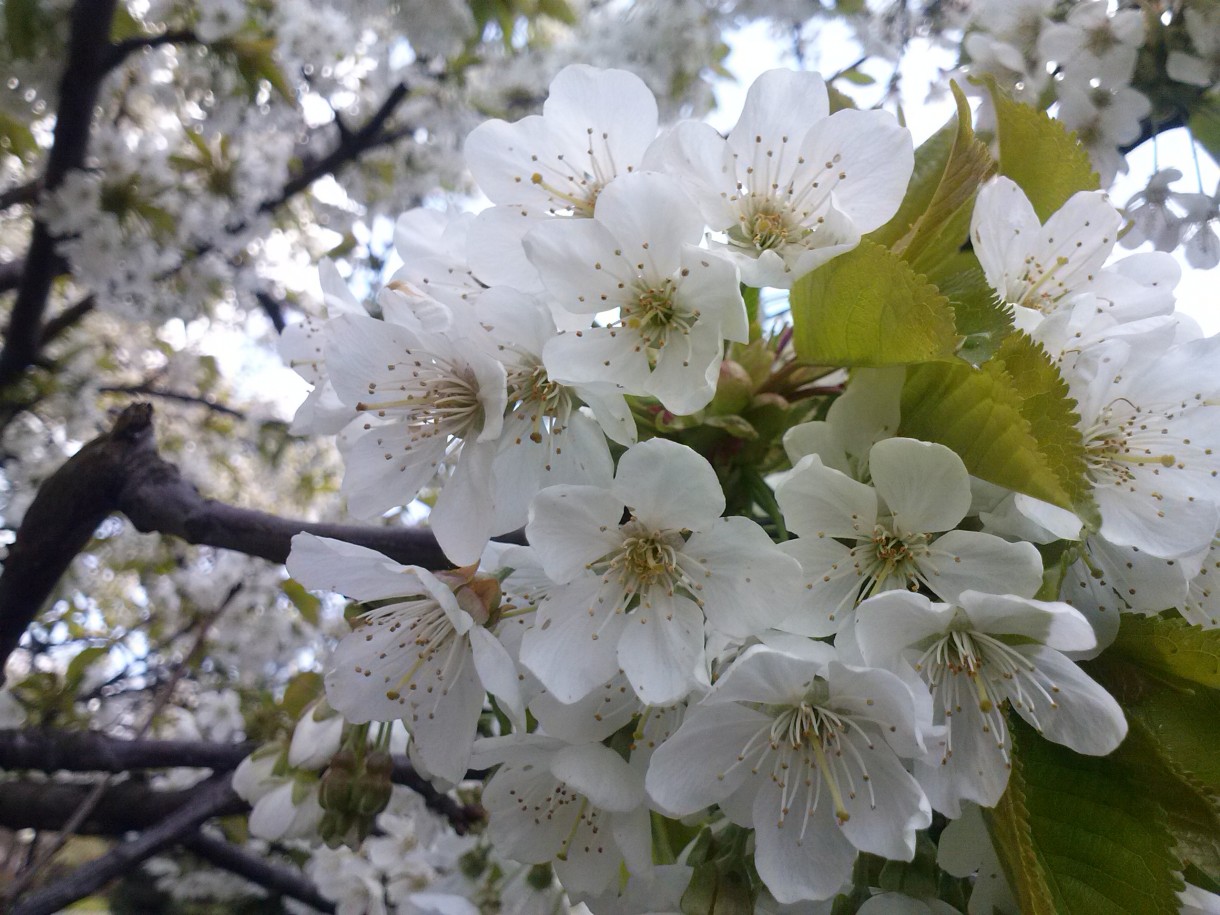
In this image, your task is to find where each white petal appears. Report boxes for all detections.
[614,439,725,532]
[751,781,857,903]
[551,742,645,813]
[869,438,971,534]
[1011,645,1126,755]
[593,172,703,275]
[917,531,1044,604]
[645,702,770,815]
[727,69,829,163]
[957,591,1097,653]
[526,484,627,583]
[519,581,626,703]
[618,593,705,706]
[287,534,425,601]
[683,516,803,638]
[776,455,878,540]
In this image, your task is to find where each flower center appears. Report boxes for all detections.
[506,360,572,444]
[730,202,808,253]
[1082,402,1176,487]
[619,279,695,350]
[356,358,485,441]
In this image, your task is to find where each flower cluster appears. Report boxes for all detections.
[272,61,1220,911]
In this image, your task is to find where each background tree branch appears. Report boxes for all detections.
[0,0,119,389]
[8,774,239,915]
[0,403,523,681]
[183,833,337,913]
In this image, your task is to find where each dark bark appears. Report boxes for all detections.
[0,729,256,774]
[0,403,516,680]
[0,0,119,388]
[9,775,240,915]
[183,833,336,913]
[0,777,247,836]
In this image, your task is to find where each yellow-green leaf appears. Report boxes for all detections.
[790,240,958,367]
[986,78,1100,221]
[871,82,996,279]
[899,334,1090,514]
[283,578,322,626]
[1110,614,1220,689]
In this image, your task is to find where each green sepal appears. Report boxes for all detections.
[790,240,958,367]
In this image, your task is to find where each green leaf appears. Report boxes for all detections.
[986,78,1099,221]
[986,739,1057,915]
[65,645,110,691]
[1110,615,1220,689]
[4,0,50,59]
[871,82,996,279]
[0,109,38,161]
[224,37,295,102]
[790,240,958,367]
[281,671,324,718]
[1190,93,1220,166]
[990,717,1185,915]
[283,579,322,626]
[936,257,1014,365]
[899,334,1091,515]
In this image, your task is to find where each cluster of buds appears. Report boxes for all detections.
[318,728,395,847]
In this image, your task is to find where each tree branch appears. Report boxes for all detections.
[0,776,247,836]
[0,403,494,679]
[9,775,239,915]
[183,833,336,913]
[0,0,119,389]
[97,384,247,419]
[0,731,485,834]
[259,82,410,214]
[0,729,256,773]
[0,179,41,212]
[103,29,199,73]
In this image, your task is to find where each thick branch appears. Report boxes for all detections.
[183,834,336,913]
[0,0,119,388]
[9,775,239,915]
[0,729,256,773]
[0,732,483,833]
[0,403,503,679]
[0,179,40,212]
[0,777,246,836]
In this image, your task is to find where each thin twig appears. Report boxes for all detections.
[97,384,246,419]
[9,775,240,915]
[5,587,238,903]
[184,833,337,912]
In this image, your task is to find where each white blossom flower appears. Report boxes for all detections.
[1167,7,1220,87]
[774,438,1042,637]
[463,65,659,291]
[647,68,913,288]
[474,735,652,898]
[645,645,931,904]
[520,438,802,705]
[853,589,1127,817]
[1121,169,1185,252]
[971,176,1121,322]
[324,311,507,564]
[525,171,747,414]
[1178,182,1220,270]
[1038,0,1144,84]
[288,534,522,784]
